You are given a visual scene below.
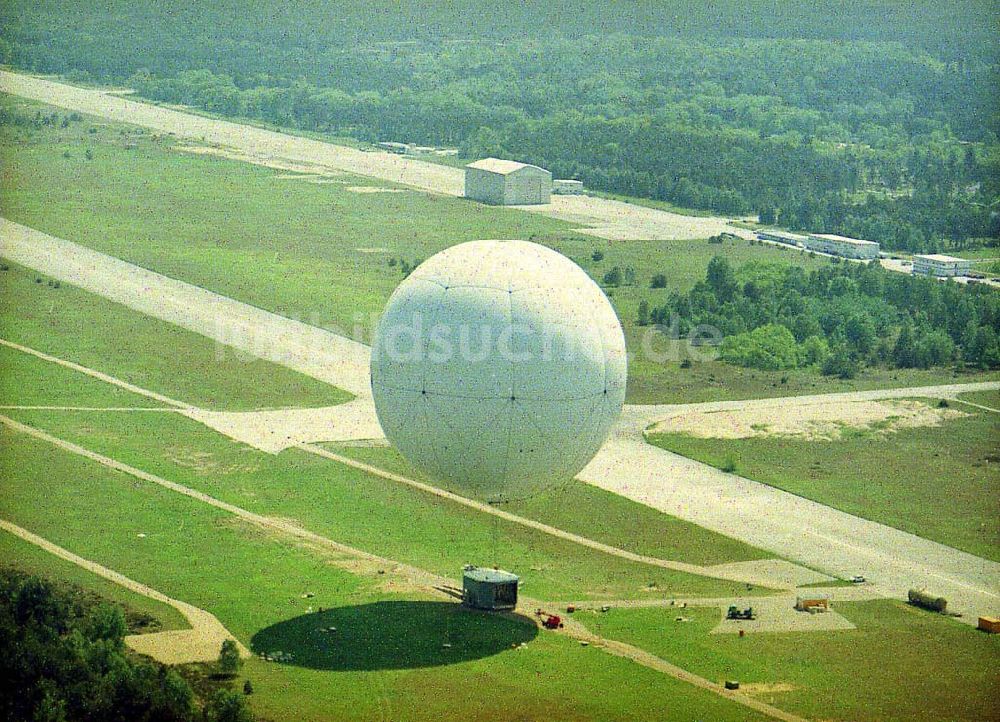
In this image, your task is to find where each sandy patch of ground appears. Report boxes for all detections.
[515,195,755,241]
[740,683,797,696]
[325,556,430,595]
[126,626,244,665]
[707,595,856,634]
[649,399,966,441]
[800,585,885,602]
[705,560,834,589]
[173,144,347,179]
[182,399,384,454]
[165,446,260,476]
[345,185,408,193]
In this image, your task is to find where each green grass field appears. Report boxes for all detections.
[0,424,770,722]
[951,247,1000,260]
[0,261,349,410]
[3,94,992,405]
[7,406,762,602]
[957,389,1000,409]
[327,442,770,566]
[581,601,1000,722]
[0,342,162,408]
[649,399,1000,560]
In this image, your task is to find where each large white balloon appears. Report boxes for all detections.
[371,240,627,501]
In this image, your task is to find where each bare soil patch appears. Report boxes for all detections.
[740,683,797,696]
[708,595,856,634]
[345,185,408,194]
[516,194,754,241]
[173,145,346,178]
[182,401,383,454]
[165,446,260,476]
[650,399,966,441]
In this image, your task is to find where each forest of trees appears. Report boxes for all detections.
[643,256,1000,376]
[1,1,997,253]
[0,569,253,722]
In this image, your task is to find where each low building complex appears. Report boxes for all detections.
[757,230,808,247]
[377,141,410,154]
[464,158,552,205]
[552,178,585,195]
[804,233,880,260]
[912,254,973,277]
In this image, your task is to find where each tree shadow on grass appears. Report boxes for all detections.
[250,601,538,671]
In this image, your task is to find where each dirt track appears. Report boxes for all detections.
[0,518,248,664]
[301,443,799,588]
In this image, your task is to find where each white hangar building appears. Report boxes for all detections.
[464,158,552,205]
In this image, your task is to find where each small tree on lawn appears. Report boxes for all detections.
[602,266,623,287]
[636,299,650,326]
[218,639,242,678]
[204,689,253,722]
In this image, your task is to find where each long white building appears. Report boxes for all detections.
[804,233,880,260]
[912,254,973,277]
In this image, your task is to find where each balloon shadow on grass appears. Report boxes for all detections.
[250,601,538,671]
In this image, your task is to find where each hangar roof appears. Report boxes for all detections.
[914,254,968,263]
[466,157,548,175]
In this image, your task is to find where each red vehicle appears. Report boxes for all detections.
[536,609,564,629]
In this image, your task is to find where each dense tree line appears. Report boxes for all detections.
[0,569,252,722]
[2,1,997,251]
[645,256,1000,376]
